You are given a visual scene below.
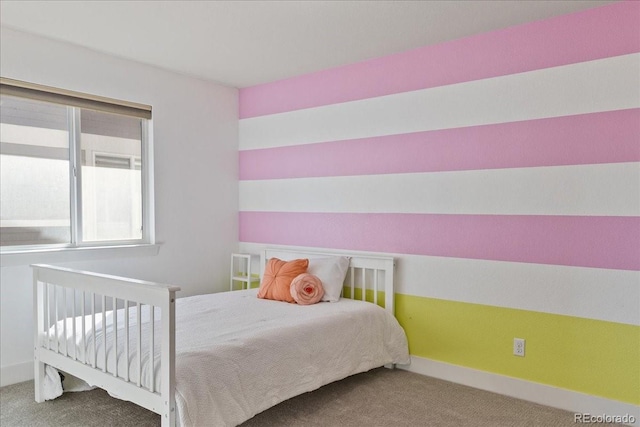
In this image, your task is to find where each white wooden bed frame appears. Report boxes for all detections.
[32,248,395,427]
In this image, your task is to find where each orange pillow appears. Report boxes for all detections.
[257,258,309,303]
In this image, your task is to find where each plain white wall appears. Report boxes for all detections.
[0,27,239,385]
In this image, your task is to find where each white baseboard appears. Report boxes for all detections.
[398,356,639,427]
[1,361,34,387]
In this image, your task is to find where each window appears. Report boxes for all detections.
[0,78,153,251]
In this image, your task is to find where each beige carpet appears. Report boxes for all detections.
[0,368,618,427]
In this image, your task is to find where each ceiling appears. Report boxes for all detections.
[0,0,614,88]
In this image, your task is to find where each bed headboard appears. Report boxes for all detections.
[261,248,396,316]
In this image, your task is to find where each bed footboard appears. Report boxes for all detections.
[32,264,180,427]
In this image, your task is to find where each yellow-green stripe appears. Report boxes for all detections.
[395,294,640,405]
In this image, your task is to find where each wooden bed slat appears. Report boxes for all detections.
[44,283,50,351]
[54,285,59,354]
[137,302,142,388]
[149,305,155,393]
[81,291,86,365]
[113,296,118,378]
[102,295,107,373]
[63,287,68,357]
[72,290,77,361]
[374,269,379,305]
[125,300,130,382]
[92,293,96,368]
[350,267,355,299]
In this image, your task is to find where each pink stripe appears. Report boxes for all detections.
[240,109,640,180]
[240,1,640,119]
[240,212,640,271]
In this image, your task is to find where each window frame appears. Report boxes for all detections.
[0,78,156,259]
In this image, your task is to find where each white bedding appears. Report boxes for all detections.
[43,289,410,426]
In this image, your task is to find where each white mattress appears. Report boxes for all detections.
[43,289,410,426]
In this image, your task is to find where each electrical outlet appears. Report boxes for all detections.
[513,338,525,357]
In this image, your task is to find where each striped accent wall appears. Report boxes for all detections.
[239,1,640,405]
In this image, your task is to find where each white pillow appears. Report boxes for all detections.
[307,256,350,302]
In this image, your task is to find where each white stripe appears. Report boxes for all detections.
[394,254,640,327]
[239,242,640,326]
[240,162,640,216]
[239,54,640,150]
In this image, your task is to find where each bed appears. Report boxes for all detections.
[32,248,410,426]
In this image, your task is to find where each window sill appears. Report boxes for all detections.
[0,243,161,267]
